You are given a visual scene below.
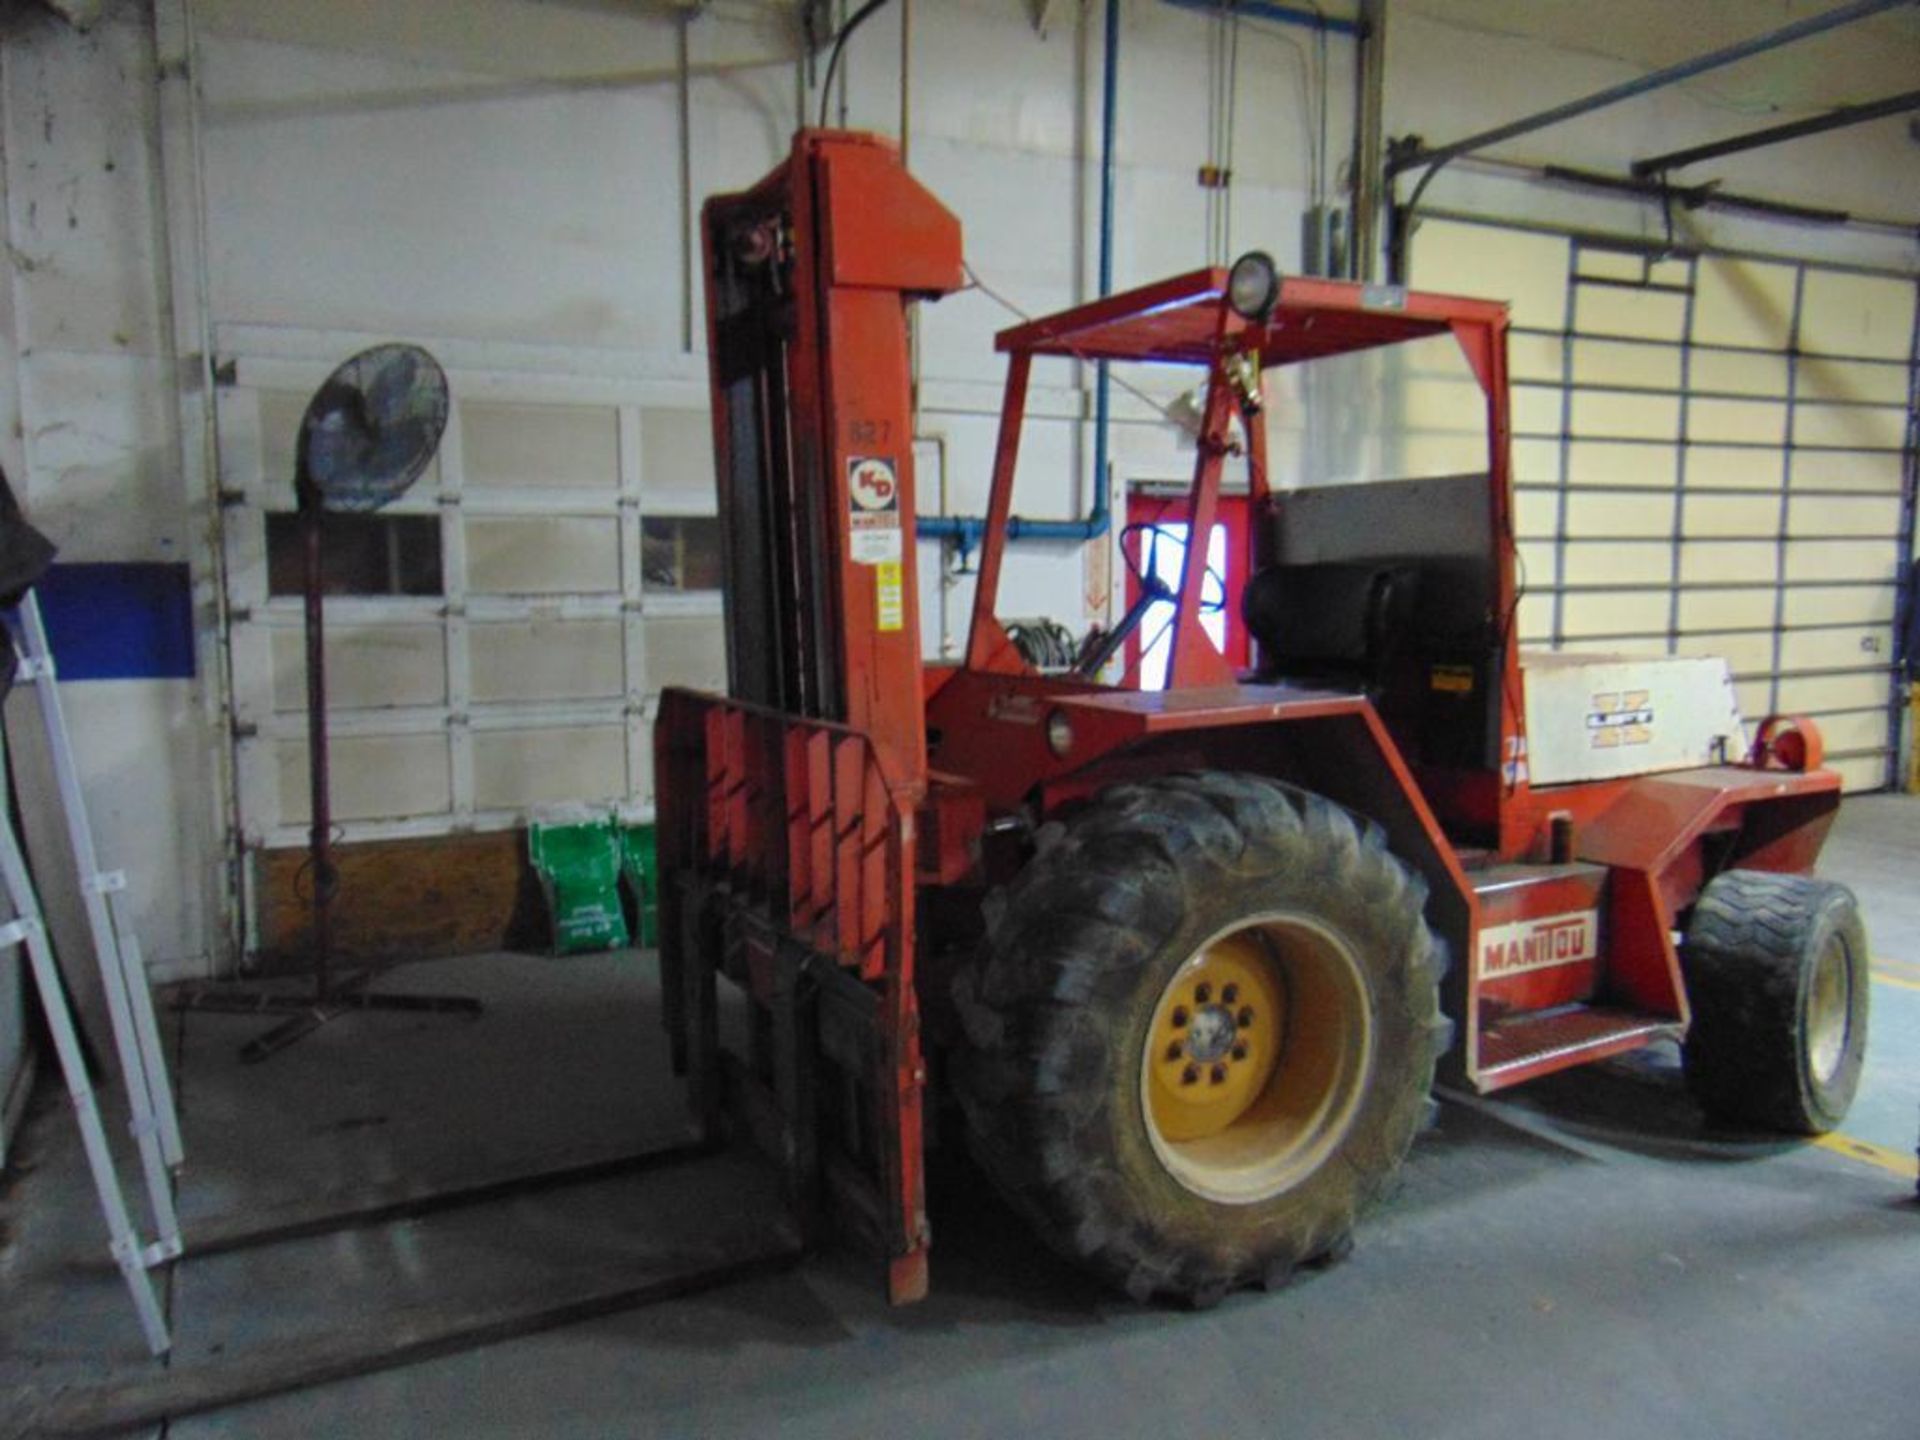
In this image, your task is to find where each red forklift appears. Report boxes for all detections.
[656,130,1869,1307]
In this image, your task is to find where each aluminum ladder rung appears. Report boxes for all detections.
[2,590,182,1355]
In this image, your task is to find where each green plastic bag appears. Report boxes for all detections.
[528,811,630,955]
[619,822,659,949]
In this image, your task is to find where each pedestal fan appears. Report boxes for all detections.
[186,345,482,1061]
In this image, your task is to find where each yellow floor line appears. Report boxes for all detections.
[1872,970,1920,993]
[1814,1132,1919,1181]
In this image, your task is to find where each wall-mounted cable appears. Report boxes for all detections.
[818,0,895,128]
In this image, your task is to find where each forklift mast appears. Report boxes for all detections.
[659,130,963,1302]
[701,129,963,794]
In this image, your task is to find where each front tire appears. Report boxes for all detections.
[1682,869,1869,1135]
[950,773,1448,1305]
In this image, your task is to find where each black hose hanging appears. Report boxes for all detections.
[818,0,896,128]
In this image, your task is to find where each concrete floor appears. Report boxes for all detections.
[3,796,1917,1438]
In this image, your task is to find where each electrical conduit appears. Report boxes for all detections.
[916,0,1121,556]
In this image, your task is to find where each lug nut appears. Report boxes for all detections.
[1209,1063,1228,1085]
[1181,1064,1200,1086]
[1195,982,1213,1003]
[1231,1043,1248,1062]
[1166,1041,1185,1062]
[1171,1006,1189,1028]
[1222,983,1239,1004]
[1237,1006,1255,1027]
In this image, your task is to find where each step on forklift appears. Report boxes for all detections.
[656,129,1869,1306]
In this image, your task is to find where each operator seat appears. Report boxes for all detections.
[1241,560,1420,695]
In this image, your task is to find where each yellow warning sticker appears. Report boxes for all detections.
[876,560,904,632]
[1430,664,1475,694]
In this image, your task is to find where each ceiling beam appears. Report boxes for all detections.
[1388,0,1917,178]
[1632,87,1920,176]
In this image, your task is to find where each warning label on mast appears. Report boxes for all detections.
[848,455,902,564]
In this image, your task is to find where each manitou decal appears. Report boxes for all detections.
[1477,910,1599,980]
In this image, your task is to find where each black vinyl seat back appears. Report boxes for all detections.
[1241,560,1419,682]
[1247,474,1502,769]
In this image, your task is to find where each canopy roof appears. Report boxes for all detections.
[994,268,1507,368]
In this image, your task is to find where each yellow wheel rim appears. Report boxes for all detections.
[1806,934,1852,1086]
[1141,914,1375,1205]
[1146,933,1286,1143]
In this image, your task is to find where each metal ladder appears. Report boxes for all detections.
[2,590,183,1355]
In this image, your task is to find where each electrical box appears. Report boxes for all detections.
[1521,650,1745,786]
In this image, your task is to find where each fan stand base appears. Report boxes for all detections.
[173,970,484,1064]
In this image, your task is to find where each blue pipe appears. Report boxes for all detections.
[916,512,1109,549]
[914,0,1120,553]
[1160,0,1362,39]
[1088,0,1119,544]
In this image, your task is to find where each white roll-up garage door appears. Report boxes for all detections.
[1409,213,1918,792]
[215,352,726,851]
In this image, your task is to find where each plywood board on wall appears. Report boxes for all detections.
[254,830,546,971]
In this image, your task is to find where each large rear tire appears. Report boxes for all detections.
[950,772,1448,1305]
[1681,869,1869,1135]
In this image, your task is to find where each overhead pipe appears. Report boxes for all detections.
[1632,87,1920,177]
[1160,0,1361,38]
[1434,149,1918,237]
[1386,0,1915,181]
[917,0,1121,554]
[1382,0,1916,279]
[1538,163,1853,226]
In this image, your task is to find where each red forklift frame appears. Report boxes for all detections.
[659,130,1843,1305]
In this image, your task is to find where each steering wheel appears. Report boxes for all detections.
[1120,521,1227,614]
